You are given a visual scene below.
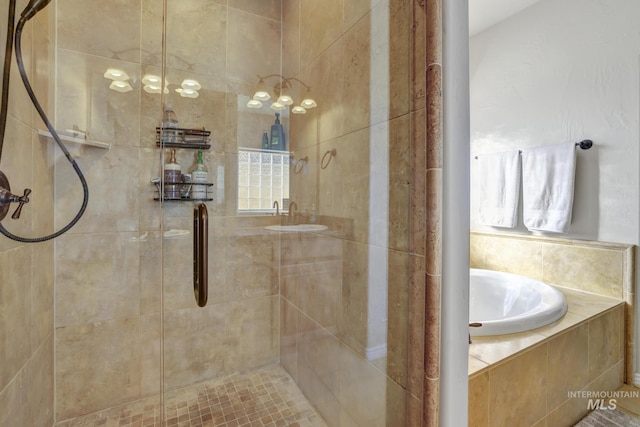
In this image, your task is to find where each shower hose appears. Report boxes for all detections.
[0,0,89,243]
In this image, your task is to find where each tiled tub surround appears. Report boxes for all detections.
[470,231,635,381]
[469,232,635,426]
[469,290,624,426]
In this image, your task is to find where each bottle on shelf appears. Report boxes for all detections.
[270,112,286,151]
[191,150,209,200]
[262,130,269,150]
[161,102,179,143]
[163,149,181,199]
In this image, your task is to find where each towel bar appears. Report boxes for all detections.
[474,139,593,159]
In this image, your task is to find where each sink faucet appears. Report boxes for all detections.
[288,201,297,224]
[272,200,279,216]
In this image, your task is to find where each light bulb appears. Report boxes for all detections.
[143,84,162,94]
[247,99,263,108]
[277,94,294,106]
[292,106,307,114]
[104,68,129,80]
[301,98,317,108]
[253,91,271,101]
[181,79,201,90]
[109,80,133,92]
[270,102,286,111]
[142,74,161,85]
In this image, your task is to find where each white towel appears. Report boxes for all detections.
[476,150,521,228]
[521,143,576,233]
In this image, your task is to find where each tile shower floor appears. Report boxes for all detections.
[55,365,327,427]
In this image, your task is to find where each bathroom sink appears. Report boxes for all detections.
[265,224,328,232]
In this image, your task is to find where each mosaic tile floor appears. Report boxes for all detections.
[55,365,327,427]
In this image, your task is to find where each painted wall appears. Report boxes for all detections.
[0,2,55,426]
[469,0,640,381]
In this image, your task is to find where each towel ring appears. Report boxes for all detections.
[293,156,308,174]
[321,149,336,169]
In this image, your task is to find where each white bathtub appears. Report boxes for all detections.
[469,269,568,337]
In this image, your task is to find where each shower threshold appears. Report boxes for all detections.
[55,365,327,427]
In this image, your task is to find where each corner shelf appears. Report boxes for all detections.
[38,130,111,149]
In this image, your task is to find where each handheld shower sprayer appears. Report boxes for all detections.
[0,0,89,242]
[21,0,52,20]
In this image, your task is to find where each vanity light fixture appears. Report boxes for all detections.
[248,74,317,112]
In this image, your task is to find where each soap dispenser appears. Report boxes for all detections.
[270,112,286,151]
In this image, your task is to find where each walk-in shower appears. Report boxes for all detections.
[0,1,426,426]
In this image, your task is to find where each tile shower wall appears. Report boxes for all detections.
[0,2,55,426]
[53,0,285,421]
[280,0,430,425]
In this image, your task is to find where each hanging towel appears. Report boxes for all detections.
[521,142,576,233]
[476,150,521,228]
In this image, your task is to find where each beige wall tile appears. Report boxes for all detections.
[231,0,282,21]
[0,246,32,392]
[407,254,425,398]
[339,344,388,426]
[488,343,548,427]
[56,318,141,420]
[388,115,411,252]
[31,241,54,350]
[426,169,442,276]
[282,0,300,78]
[546,323,589,410]
[224,296,279,372]
[543,244,624,298]
[164,2,227,77]
[411,0,426,112]
[468,372,489,427]
[386,250,410,387]
[297,260,341,329]
[410,110,427,256]
[425,274,441,379]
[483,237,543,279]
[227,8,282,85]
[162,304,227,390]
[588,307,623,381]
[300,0,344,69]
[58,0,141,61]
[54,148,142,233]
[280,297,298,381]
[55,232,140,327]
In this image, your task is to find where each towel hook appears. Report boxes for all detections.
[321,149,336,169]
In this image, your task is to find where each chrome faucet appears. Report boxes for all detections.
[272,200,279,216]
[288,201,297,224]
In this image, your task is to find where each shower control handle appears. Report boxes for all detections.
[11,188,31,219]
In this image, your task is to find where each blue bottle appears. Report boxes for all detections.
[270,113,286,151]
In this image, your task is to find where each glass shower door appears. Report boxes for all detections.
[159,1,419,426]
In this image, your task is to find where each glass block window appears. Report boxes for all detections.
[237,148,289,211]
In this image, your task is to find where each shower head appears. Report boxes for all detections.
[21,0,52,21]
